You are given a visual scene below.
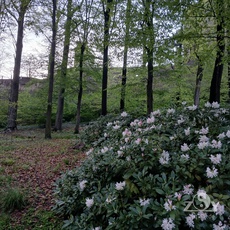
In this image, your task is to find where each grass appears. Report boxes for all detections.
[0,187,27,212]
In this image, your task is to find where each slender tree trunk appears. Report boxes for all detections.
[146,48,153,114]
[7,2,30,130]
[54,0,72,131]
[228,47,230,103]
[144,0,154,115]
[74,43,85,134]
[194,55,203,106]
[102,0,112,116]
[45,0,57,139]
[209,0,225,103]
[120,0,131,112]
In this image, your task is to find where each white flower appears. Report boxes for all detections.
[86,198,94,208]
[181,154,189,160]
[210,154,222,165]
[181,143,190,152]
[199,135,209,142]
[183,184,194,195]
[177,116,185,124]
[121,111,128,117]
[161,218,175,230]
[151,109,161,116]
[174,192,182,201]
[197,141,209,149]
[115,181,126,191]
[186,213,196,228]
[206,166,218,178]
[107,122,112,126]
[164,199,176,211]
[212,202,225,215]
[101,146,109,153]
[211,140,222,149]
[92,227,101,230]
[187,105,197,111]
[159,150,170,165]
[125,137,130,143]
[147,116,155,124]
[117,150,123,157]
[182,101,187,105]
[86,148,93,156]
[135,138,141,145]
[79,180,87,191]
[212,102,220,109]
[113,124,120,130]
[205,102,211,108]
[122,128,132,137]
[184,127,191,136]
[217,132,225,139]
[199,127,209,135]
[139,198,150,206]
[213,221,227,230]
[198,211,208,221]
[226,130,230,138]
[167,108,175,114]
[126,156,131,161]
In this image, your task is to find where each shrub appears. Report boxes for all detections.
[53,103,230,230]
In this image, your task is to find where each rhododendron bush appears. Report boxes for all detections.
[53,102,230,230]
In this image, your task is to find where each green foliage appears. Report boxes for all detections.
[53,103,230,229]
[0,187,27,212]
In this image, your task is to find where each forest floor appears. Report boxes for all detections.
[0,124,85,230]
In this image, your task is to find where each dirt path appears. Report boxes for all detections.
[0,127,85,228]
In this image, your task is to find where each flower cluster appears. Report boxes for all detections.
[53,102,230,229]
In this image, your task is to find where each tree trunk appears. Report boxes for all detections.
[120,0,131,112]
[228,47,230,103]
[144,0,154,115]
[101,0,112,116]
[74,43,85,134]
[209,0,225,103]
[7,2,30,131]
[45,0,57,139]
[146,48,153,115]
[54,0,72,131]
[194,55,203,106]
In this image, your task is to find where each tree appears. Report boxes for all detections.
[120,0,131,112]
[6,0,32,130]
[101,0,113,116]
[209,0,225,103]
[142,0,154,115]
[45,0,57,139]
[74,0,95,134]
[54,0,73,131]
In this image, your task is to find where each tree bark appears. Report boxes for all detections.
[45,0,57,139]
[144,0,154,115]
[120,0,131,112]
[194,55,203,106]
[7,1,30,130]
[54,0,72,131]
[101,0,112,116]
[209,0,225,103]
[74,43,85,134]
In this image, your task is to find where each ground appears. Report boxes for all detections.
[0,124,84,229]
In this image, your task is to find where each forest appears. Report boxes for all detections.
[0,0,230,229]
[0,0,229,134]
